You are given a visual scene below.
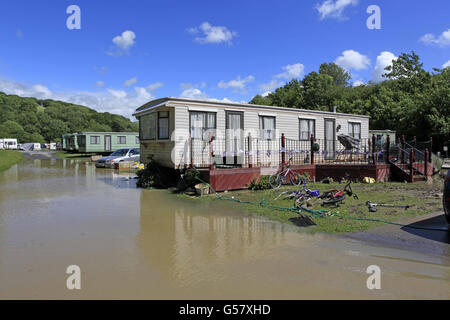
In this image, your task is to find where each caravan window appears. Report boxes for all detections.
[189,111,216,140]
[349,122,361,140]
[158,111,169,140]
[299,119,315,140]
[90,136,100,144]
[140,113,157,140]
[117,136,127,144]
[259,116,276,140]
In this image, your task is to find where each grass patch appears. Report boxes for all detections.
[179,179,443,233]
[0,150,25,172]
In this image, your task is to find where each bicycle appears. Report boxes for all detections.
[274,178,311,201]
[319,181,358,207]
[292,179,320,208]
[269,157,301,189]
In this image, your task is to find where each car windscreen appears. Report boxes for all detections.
[111,149,129,156]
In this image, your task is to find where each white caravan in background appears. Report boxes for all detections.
[0,139,18,150]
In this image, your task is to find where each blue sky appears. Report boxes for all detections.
[0,0,449,118]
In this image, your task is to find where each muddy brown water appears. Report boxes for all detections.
[0,158,449,299]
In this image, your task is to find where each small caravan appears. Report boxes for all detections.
[0,138,18,150]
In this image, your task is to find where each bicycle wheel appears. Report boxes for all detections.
[323,195,345,206]
[289,172,301,186]
[269,174,282,189]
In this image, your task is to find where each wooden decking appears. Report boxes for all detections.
[199,163,391,192]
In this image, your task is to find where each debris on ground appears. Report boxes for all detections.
[289,215,316,227]
[366,201,410,212]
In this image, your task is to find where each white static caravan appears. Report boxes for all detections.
[0,138,18,150]
[133,97,370,168]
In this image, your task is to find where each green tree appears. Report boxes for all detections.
[0,120,26,142]
[319,62,351,87]
[248,51,449,151]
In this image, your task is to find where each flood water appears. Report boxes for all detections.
[0,157,449,299]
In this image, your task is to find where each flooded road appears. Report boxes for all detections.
[0,157,449,299]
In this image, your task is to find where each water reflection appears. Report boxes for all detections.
[138,190,298,287]
[98,172,138,189]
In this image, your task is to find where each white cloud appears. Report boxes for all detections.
[189,22,237,44]
[16,30,23,38]
[180,82,206,90]
[147,82,164,91]
[420,28,450,47]
[95,81,105,88]
[372,51,396,82]
[0,78,153,118]
[133,87,153,101]
[443,60,450,69]
[32,84,52,98]
[124,77,137,87]
[108,30,136,55]
[352,80,364,87]
[178,84,236,102]
[316,0,358,20]
[275,63,305,79]
[107,89,127,99]
[218,75,254,91]
[209,97,240,103]
[262,91,272,97]
[180,88,209,100]
[260,79,284,92]
[335,50,370,71]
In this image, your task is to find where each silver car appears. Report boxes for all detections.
[95,148,140,168]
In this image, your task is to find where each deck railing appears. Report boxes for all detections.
[184,133,434,170]
[187,134,386,168]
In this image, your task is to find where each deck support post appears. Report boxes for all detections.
[281,133,286,167]
[248,133,253,168]
[372,134,376,154]
[310,134,315,165]
[189,135,193,169]
[401,135,406,164]
[424,149,429,177]
[385,135,390,163]
[429,137,433,163]
[209,133,214,171]
[409,149,415,183]
[372,134,376,165]
[413,136,417,149]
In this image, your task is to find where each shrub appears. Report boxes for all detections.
[136,162,179,189]
[183,169,201,189]
[299,172,311,182]
[248,176,271,190]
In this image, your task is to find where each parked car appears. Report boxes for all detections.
[95,148,140,168]
[444,169,450,224]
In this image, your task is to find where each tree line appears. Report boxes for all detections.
[250,52,450,152]
[0,93,138,143]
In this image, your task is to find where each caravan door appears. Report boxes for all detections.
[105,135,112,152]
[225,111,244,166]
[324,119,336,160]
